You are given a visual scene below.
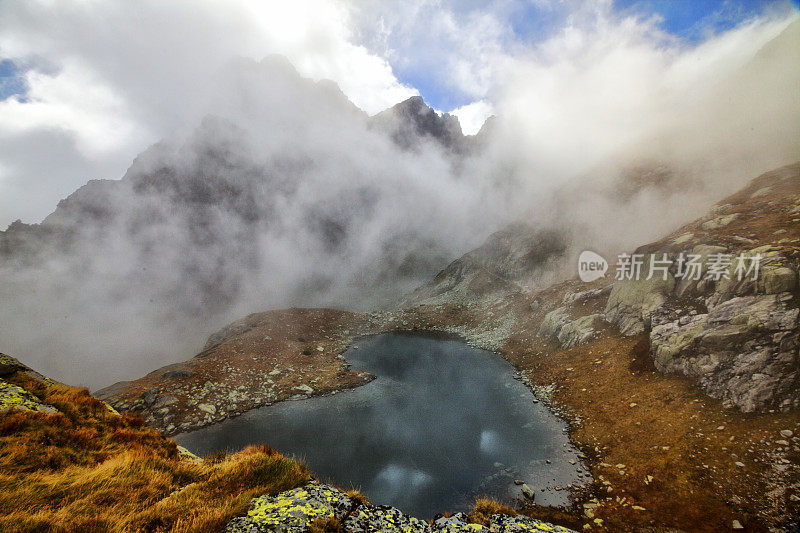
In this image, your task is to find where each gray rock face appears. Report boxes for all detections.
[557,314,605,349]
[604,267,675,336]
[650,292,799,412]
[598,239,800,413]
[537,307,569,339]
[225,483,575,533]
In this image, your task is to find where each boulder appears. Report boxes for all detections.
[556,314,605,349]
[537,307,569,338]
[760,266,797,294]
[521,483,536,499]
[604,270,675,336]
[0,378,58,414]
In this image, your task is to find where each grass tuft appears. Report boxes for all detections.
[467,496,517,525]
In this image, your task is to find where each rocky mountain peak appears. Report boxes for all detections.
[370,95,467,153]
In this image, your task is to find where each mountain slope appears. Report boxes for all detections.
[0,58,498,388]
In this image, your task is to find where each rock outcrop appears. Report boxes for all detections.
[225,483,575,533]
[0,377,58,414]
[649,291,799,412]
[600,163,800,412]
[537,308,604,349]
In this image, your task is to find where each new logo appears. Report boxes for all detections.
[578,250,608,282]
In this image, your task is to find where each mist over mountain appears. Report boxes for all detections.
[0,57,525,387]
[2,17,799,389]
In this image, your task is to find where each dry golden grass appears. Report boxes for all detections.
[308,516,345,533]
[467,496,517,526]
[0,373,312,532]
[343,488,370,507]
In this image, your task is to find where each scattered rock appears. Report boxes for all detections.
[198,403,217,415]
[292,384,313,395]
[701,213,739,231]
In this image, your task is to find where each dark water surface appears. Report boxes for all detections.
[175,334,585,517]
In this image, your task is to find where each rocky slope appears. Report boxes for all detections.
[96,308,374,435]
[100,162,800,531]
[604,162,800,413]
[414,162,800,414]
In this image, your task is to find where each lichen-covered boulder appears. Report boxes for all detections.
[345,505,432,532]
[490,515,576,532]
[0,377,57,414]
[432,512,575,532]
[225,484,353,532]
[225,483,576,532]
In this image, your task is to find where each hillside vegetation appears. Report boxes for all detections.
[0,354,312,532]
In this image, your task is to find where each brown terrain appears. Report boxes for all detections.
[97,163,800,531]
[96,308,373,435]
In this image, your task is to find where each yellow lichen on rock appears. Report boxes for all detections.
[225,483,576,532]
[0,377,57,413]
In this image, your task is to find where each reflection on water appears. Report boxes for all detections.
[175,333,585,517]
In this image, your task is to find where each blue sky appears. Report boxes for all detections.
[1,1,797,111]
[0,58,28,101]
[390,0,799,111]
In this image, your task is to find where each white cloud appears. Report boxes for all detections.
[451,100,493,135]
[492,4,799,183]
[0,0,417,226]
